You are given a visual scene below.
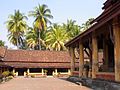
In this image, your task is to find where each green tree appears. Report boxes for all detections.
[29,4,53,50]
[63,19,81,39]
[81,18,94,31]
[6,10,27,49]
[26,27,46,50]
[45,24,68,51]
[0,40,5,46]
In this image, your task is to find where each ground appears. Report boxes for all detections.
[0,77,91,90]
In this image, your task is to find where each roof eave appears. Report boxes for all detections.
[65,2,120,47]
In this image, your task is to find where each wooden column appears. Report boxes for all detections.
[42,69,44,75]
[68,69,71,75]
[55,69,58,75]
[103,37,109,70]
[113,17,120,81]
[79,43,84,77]
[27,69,30,74]
[13,68,15,74]
[88,40,92,78]
[69,47,75,75]
[92,32,98,78]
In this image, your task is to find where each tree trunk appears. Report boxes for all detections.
[38,30,41,50]
[16,37,19,49]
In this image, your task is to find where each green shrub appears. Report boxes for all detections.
[44,70,48,73]
[9,72,14,77]
[2,71,10,77]
[31,74,35,78]
[8,76,13,79]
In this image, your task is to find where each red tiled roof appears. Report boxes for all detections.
[4,50,71,63]
[2,50,79,68]
[0,47,6,58]
[4,62,79,68]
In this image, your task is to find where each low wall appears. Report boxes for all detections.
[73,71,79,76]
[57,72,70,77]
[96,72,115,81]
[27,72,46,77]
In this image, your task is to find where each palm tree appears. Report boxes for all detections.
[6,10,27,49]
[26,27,46,50]
[45,24,68,51]
[81,18,94,31]
[29,4,53,50]
[0,40,5,46]
[63,19,81,39]
[26,27,38,49]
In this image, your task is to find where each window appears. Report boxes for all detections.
[57,68,68,72]
[30,68,41,73]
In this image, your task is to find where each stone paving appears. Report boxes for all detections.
[0,77,92,90]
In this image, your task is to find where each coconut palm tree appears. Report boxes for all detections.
[29,4,53,50]
[45,24,68,51]
[26,27,46,50]
[63,19,81,39]
[6,10,27,49]
[0,40,5,46]
[81,18,94,31]
[26,27,38,49]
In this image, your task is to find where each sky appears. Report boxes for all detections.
[0,0,105,49]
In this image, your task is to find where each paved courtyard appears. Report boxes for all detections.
[0,77,91,90]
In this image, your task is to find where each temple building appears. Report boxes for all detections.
[65,0,120,81]
[0,47,79,77]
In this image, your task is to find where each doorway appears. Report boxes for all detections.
[16,68,27,76]
[46,68,55,76]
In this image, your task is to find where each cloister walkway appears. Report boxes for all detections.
[0,77,91,90]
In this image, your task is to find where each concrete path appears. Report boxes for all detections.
[0,77,91,90]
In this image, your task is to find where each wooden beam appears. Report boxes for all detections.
[79,43,84,77]
[92,32,98,78]
[113,17,120,81]
[84,48,90,57]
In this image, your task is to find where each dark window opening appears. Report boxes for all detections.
[57,68,68,72]
[30,68,41,73]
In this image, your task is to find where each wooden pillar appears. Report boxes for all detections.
[92,32,98,78]
[79,43,84,77]
[42,69,44,75]
[68,69,71,75]
[16,72,18,76]
[55,69,58,75]
[88,41,92,78]
[103,37,109,70]
[13,68,15,73]
[27,69,30,74]
[113,17,120,81]
[69,47,75,75]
